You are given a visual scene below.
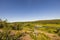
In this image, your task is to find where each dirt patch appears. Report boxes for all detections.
[18,34,33,40]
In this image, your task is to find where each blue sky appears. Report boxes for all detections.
[0,0,60,22]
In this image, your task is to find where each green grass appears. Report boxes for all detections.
[0,19,60,40]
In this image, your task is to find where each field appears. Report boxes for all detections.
[0,19,60,40]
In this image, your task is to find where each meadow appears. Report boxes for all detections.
[0,19,60,40]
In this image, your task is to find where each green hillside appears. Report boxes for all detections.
[0,19,60,40]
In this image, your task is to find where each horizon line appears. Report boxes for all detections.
[7,18,60,22]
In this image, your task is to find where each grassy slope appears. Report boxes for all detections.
[8,19,60,40]
[0,19,60,40]
[13,19,60,27]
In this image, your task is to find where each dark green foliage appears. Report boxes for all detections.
[54,28,60,36]
[12,24,23,30]
[0,24,4,28]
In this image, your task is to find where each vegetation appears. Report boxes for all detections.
[0,19,60,40]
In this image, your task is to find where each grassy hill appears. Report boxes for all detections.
[0,19,60,40]
[32,19,60,24]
